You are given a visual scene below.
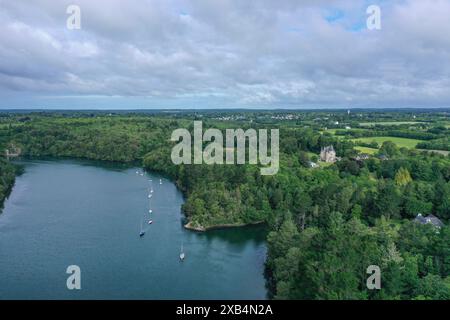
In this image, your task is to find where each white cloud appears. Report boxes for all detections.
[0,0,450,108]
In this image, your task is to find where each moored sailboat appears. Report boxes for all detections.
[180,243,185,261]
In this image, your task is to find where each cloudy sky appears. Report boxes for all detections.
[1,0,450,109]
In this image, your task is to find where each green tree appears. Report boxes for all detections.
[395,167,412,186]
[375,181,402,220]
[379,141,399,158]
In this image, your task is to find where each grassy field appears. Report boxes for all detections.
[351,136,423,149]
[318,161,334,167]
[354,146,379,154]
[323,128,366,134]
[359,121,424,127]
[322,129,339,134]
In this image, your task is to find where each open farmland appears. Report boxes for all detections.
[351,136,424,149]
[359,121,425,127]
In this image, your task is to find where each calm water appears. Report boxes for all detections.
[0,160,267,299]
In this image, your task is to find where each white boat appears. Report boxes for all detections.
[148,194,152,198]
[148,220,153,225]
[159,179,162,185]
[180,243,185,261]
[149,209,152,213]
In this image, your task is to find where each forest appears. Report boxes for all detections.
[0,109,449,300]
[0,159,17,211]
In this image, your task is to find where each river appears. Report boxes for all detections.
[0,160,268,299]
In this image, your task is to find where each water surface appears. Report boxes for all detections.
[0,160,267,299]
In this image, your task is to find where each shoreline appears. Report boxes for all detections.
[7,157,266,233]
[184,220,265,232]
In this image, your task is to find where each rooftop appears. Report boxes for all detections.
[414,214,444,228]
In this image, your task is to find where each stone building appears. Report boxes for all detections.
[5,144,21,158]
[320,145,336,163]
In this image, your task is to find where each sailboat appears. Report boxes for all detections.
[148,188,153,213]
[139,215,144,237]
[179,243,185,261]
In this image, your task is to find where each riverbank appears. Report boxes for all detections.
[184,220,265,232]
[0,159,21,213]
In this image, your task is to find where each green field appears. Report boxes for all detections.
[323,128,365,134]
[359,121,424,127]
[322,129,339,134]
[318,161,334,167]
[354,146,378,154]
[351,136,423,149]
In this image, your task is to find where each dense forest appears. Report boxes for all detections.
[0,159,17,211]
[0,110,449,299]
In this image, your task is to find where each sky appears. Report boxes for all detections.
[1,0,450,110]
